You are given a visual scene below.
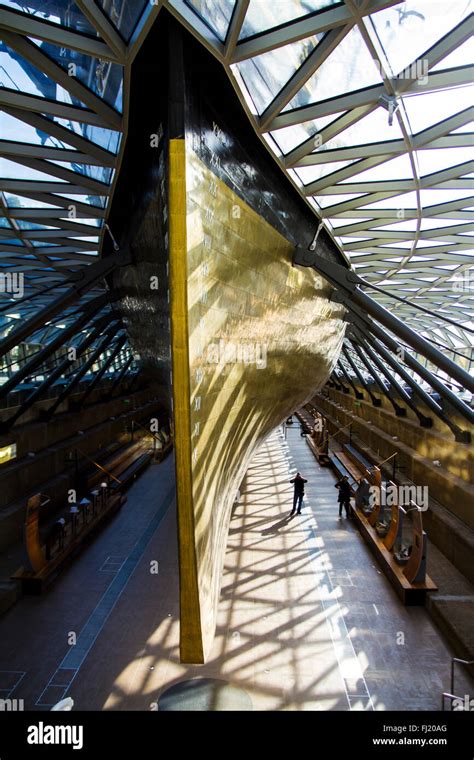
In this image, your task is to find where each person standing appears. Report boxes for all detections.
[290,472,307,515]
[335,475,352,519]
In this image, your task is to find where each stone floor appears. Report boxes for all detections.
[0,427,470,711]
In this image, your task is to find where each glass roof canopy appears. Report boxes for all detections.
[183,0,474,369]
[0,0,472,397]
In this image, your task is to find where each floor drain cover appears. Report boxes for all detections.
[158,678,252,711]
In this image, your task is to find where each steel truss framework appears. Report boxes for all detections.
[0,0,472,428]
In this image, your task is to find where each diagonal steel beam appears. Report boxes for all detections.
[9,156,112,195]
[294,247,474,397]
[0,248,130,358]
[224,0,250,59]
[0,314,119,431]
[0,294,110,399]
[1,31,122,129]
[75,0,128,60]
[0,7,122,62]
[342,344,381,406]
[355,332,429,421]
[106,355,134,398]
[1,106,119,165]
[231,3,354,61]
[42,324,122,419]
[259,25,352,130]
[0,89,110,128]
[337,357,364,399]
[0,139,116,168]
[73,334,128,409]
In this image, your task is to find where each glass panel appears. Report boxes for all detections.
[420,188,474,206]
[328,217,372,227]
[94,0,149,42]
[236,35,319,114]
[240,0,341,39]
[367,0,473,77]
[416,147,473,176]
[317,192,366,207]
[431,37,474,71]
[359,192,419,209]
[0,111,66,149]
[4,193,58,208]
[28,37,123,112]
[0,157,66,181]
[51,117,122,153]
[270,112,344,153]
[451,122,474,134]
[14,220,55,230]
[318,107,404,151]
[0,42,87,105]
[186,0,236,42]
[283,25,380,109]
[403,87,474,133]
[65,217,102,227]
[0,1,97,36]
[420,218,468,230]
[55,192,107,207]
[48,159,114,185]
[372,219,420,232]
[340,154,414,183]
[1,110,121,155]
[294,159,356,185]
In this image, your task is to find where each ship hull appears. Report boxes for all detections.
[107,14,346,662]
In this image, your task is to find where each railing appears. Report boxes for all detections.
[75,447,122,486]
[329,421,352,443]
[377,452,398,467]
[441,692,459,711]
[130,419,165,455]
[441,658,474,710]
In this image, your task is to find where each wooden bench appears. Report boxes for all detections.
[333,450,363,483]
[343,443,374,474]
[12,492,126,594]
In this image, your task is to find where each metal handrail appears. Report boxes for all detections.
[131,419,164,444]
[75,447,122,486]
[441,692,460,711]
[377,452,397,467]
[451,657,474,696]
[329,422,352,441]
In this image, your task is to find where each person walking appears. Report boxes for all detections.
[290,472,307,515]
[335,475,352,519]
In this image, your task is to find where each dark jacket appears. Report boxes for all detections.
[291,476,307,495]
[335,479,351,501]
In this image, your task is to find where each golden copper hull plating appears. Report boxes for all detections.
[169,140,346,662]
